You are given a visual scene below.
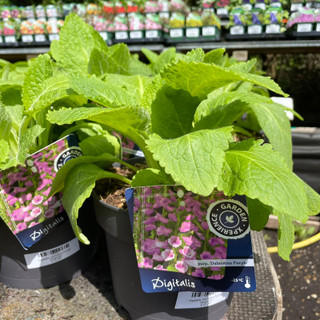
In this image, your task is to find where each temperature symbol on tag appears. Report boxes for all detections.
[245,276,251,289]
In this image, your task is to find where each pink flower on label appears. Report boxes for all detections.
[208,274,224,280]
[182,236,202,249]
[144,208,154,216]
[175,261,188,273]
[168,236,182,248]
[156,225,172,236]
[42,188,51,197]
[168,213,177,222]
[45,209,55,218]
[161,249,175,261]
[142,257,153,268]
[16,222,27,232]
[145,217,156,225]
[25,180,34,187]
[201,222,209,230]
[192,269,206,278]
[152,253,165,261]
[185,214,195,221]
[155,213,169,224]
[29,222,39,228]
[213,246,227,259]
[210,267,222,271]
[134,198,141,208]
[179,221,197,232]
[32,195,44,205]
[145,224,157,232]
[208,237,225,247]
[200,251,213,260]
[179,246,196,259]
[30,207,42,217]
[154,265,164,270]
[24,215,35,222]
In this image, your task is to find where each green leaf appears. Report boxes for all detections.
[203,48,226,65]
[0,139,9,163]
[70,74,138,107]
[50,13,107,74]
[50,153,128,196]
[161,61,287,100]
[275,211,295,261]
[103,74,153,104]
[246,197,272,231]
[147,128,233,196]
[0,105,12,140]
[153,47,177,74]
[151,85,200,139]
[129,55,153,76]
[141,48,159,65]
[177,48,205,63]
[1,87,22,106]
[61,163,131,244]
[88,44,131,76]
[79,134,120,157]
[22,54,70,115]
[217,139,313,223]
[4,105,23,131]
[131,168,173,187]
[229,58,257,73]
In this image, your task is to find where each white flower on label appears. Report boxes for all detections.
[177,189,184,198]
[27,159,34,166]
[31,166,37,173]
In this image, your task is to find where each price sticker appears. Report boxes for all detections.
[247,25,262,34]
[170,28,183,38]
[186,28,200,37]
[145,30,158,38]
[202,26,216,36]
[130,31,143,39]
[115,31,128,40]
[297,23,312,32]
[230,26,244,35]
[175,292,229,309]
[266,24,280,34]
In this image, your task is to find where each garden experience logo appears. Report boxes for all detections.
[54,147,83,171]
[206,199,250,240]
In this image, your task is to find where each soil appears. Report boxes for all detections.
[263,228,320,320]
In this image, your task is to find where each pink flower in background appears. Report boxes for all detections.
[161,249,175,261]
[168,236,182,248]
[175,261,188,273]
[156,225,172,236]
[168,213,177,222]
[30,207,42,217]
[179,246,196,259]
[192,269,206,278]
[32,195,44,205]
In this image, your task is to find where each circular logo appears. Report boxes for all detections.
[206,199,250,239]
[54,147,83,172]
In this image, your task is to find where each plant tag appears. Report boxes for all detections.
[130,30,143,39]
[48,34,60,41]
[254,3,266,10]
[99,31,108,40]
[175,291,229,309]
[290,3,303,11]
[115,31,128,40]
[269,2,281,7]
[170,28,183,38]
[24,237,80,269]
[202,26,216,36]
[126,186,256,293]
[146,30,159,38]
[0,135,83,249]
[265,24,280,34]
[297,23,312,32]
[230,26,244,35]
[317,23,320,32]
[186,28,200,37]
[34,34,46,42]
[247,25,262,34]
[21,35,34,42]
[217,8,228,16]
[5,36,16,43]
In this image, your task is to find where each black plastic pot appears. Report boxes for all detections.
[0,198,100,289]
[93,195,232,320]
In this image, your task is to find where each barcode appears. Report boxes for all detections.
[40,243,70,257]
[191,292,209,298]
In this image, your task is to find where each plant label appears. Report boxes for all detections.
[202,26,216,36]
[126,186,256,293]
[48,34,60,41]
[216,8,228,16]
[247,25,263,34]
[115,31,128,40]
[130,31,143,39]
[230,26,244,35]
[35,34,46,42]
[186,28,200,38]
[21,35,34,43]
[266,24,280,34]
[146,30,159,38]
[99,32,108,40]
[0,135,83,249]
[4,36,16,43]
[297,23,312,33]
[175,292,229,309]
[317,23,320,32]
[170,28,183,38]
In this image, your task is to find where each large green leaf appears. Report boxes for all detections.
[50,13,107,74]
[0,105,12,140]
[153,47,177,74]
[151,85,200,139]
[61,163,131,244]
[0,139,9,163]
[203,48,226,65]
[79,134,120,157]
[147,128,233,196]
[70,74,138,107]
[161,60,287,99]
[22,54,70,115]
[131,168,173,187]
[217,139,317,223]
[246,197,272,231]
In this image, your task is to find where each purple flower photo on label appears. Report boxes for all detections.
[133,186,229,280]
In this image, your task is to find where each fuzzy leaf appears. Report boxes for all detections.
[147,128,233,196]
[246,197,272,231]
[203,48,226,65]
[131,168,173,187]
[0,139,9,163]
[50,14,107,74]
[0,105,12,140]
[70,74,137,107]
[62,163,131,244]
[151,85,200,139]
[218,139,317,223]
[22,54,70,115]
[161,61,287,99]
[79,134,120,157]
[153,47,177,74]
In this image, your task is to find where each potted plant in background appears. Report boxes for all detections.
[41,13,320,320]
[0,52,102,289]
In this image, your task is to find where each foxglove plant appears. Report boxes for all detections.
[41,14,320,261]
